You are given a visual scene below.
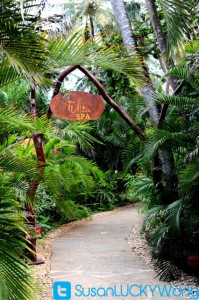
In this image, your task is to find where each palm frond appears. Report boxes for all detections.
[153,258,180,281]
[54,140,76,156]
[0,156,37,177]
[55,199,90,221]
[48,30,145,86]
[185,148,199,163]
[165,67,189,80]
[0,61,22,88]
[160,0,194,52]
[143,204,166,231]
[126,174,157,205]
[45,137,76,158]
[60,121,102,153]
[156,93,199,107]
[11,173,30,192]
[44,137,61,158]
[0,0,50,86]
[144,130,186,159]
[42,155,102,203]
[180,162,199,183]
[184,40,199,55]
[143,196,183,241]
[164,200,182,233]
[122,140,143,170]
[0,183,37,299]
[104,133,124,147]
[42,164,68,200]
[0,107,52,136]
[63,155,96,191]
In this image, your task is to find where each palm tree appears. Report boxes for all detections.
[39,0,116,39]
[111,0,198,204]
[111,0,170,203]
[144,0,197,123]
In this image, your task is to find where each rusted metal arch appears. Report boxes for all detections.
[47,65,145,139]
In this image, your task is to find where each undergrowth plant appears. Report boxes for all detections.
[127,42,199,279]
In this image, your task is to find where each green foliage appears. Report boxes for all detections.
[156,94,199,107]
[159,0,193,51]
[35,186,91,230]
[0,62,22,88]
[56,200,91,221]
[58,121,102,154]
[165,67,189,80]
[0,106,51,137]
[31,120,107,227]
[89,171,117,211]
[77,67,145,174]
[180,162,199,184]
[120,37,199,279]
[125,174,158,207]
[88,170,130,211]
[153,257,181,281]
[143,200,182,240]
[0,171,37,299]
[0,0,50,86]
[0,187,37,299]
[48,30,145,86]
[0,80,49,115]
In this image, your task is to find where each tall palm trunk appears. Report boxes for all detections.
[145,0,167,56]
[111,0,178,204]
[145,0,177,88]
[110,0,137,52]
[111,0,159,125]
[145,0,179,200]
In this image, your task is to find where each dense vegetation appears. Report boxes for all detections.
[0,0,198,298]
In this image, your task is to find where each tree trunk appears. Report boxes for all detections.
[145,0,167,56]
[111,0,137,53]
[25,86,45,264]
[144,0,180,200]
[145,0,176,93]
[25,132,46,263]
[111,0,160,126]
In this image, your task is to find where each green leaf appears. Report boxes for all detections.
[157,93,199,107]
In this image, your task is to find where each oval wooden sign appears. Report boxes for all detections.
[50,91,105,121]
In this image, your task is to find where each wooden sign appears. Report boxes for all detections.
[50,91,105,121]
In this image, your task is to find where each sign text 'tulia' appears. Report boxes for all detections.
[50,91,105,121]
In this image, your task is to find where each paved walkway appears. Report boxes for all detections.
[50,205,184,300]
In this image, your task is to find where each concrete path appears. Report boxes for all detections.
[50,205,184,300]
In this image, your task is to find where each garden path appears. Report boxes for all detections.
[50,205,184,300]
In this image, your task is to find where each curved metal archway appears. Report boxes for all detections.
[47,65,145,139]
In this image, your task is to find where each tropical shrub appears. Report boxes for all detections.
[0,180,37,300]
